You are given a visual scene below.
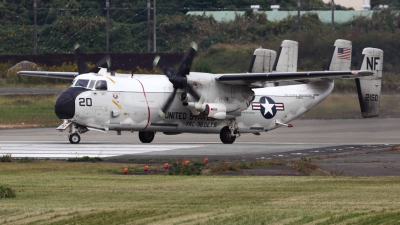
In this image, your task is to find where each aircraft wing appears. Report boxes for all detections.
[216,70,374,86]
[17,71,78,80]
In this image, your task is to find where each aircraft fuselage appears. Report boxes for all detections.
[57,72,333,134]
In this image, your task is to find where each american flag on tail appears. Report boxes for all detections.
[337,48,351,60]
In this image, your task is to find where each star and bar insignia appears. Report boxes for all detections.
[252,96,284,119]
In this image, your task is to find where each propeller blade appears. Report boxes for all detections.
[153,55,177,78]
[160,88,178,115]
[73,43,90,75]
[89,54,111,73]
[183,82,201,102]
[155,42,202,116]
[177,42,198,76]
[74,43,111,74]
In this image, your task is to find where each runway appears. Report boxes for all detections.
[0,118,399,159]
[0,143,202,158]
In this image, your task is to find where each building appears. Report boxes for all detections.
[322,0,369,11]
[187,11,374,24]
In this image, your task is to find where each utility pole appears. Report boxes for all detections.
[153,0,156,53]
[34,0,37,54]
[147,0,151,53]
[331,0,335,32]
[297,0,301,35]
[106,0,110,53]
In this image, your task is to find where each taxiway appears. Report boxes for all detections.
[0,118,398,159]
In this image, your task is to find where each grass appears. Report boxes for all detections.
[0,185,16,198]
[209,159,284,173]
[0,154,12,162]
[0,94,60,127]
[1,160,400,224]
[301,94,400,119]
[67,156,104,162]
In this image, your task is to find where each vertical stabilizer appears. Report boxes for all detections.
[326,39,352,71]
[248,47,276,73]
[355,48,383,118]
[273,40,298,72]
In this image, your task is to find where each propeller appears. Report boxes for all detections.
[73,43,111,74]
[154,42,202,117]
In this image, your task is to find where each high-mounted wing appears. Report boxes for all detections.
[17,43,110,80]
[216,70,373,87]
[17,71,78,79]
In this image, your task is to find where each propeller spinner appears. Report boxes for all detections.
[154,42,203,117]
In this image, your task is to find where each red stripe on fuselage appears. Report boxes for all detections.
[132,77,151,130]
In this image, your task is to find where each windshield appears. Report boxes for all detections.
[74,79,90,88]
[95,80,107,90]
[88,80,96,89]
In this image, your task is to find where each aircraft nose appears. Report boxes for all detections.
[55,87,89,119]
[54,92,75,119]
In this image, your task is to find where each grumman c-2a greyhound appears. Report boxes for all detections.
[18,40,383,144]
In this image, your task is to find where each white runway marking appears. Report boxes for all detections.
[0,143,201,158]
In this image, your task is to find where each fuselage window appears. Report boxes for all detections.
[88,80,96,89]
[74,79,90,88]
[95,80,107,90]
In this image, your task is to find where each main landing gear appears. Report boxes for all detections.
[219,120,240,144]
[138,131,155,143]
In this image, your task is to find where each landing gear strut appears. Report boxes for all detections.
[138,131,155,143]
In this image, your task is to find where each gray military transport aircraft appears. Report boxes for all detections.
[18,40,383,144]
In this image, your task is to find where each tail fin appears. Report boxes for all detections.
[355,48,384,118]
[248,47,276,73]
[326,39,352,71]
[248,40,298,73]
[272,40,298,72]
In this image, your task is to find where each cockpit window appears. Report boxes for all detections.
[95,80,107,90]
[74,79,90,88]
[88,80,96,89]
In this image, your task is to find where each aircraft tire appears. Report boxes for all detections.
[139,131,155,143]
[219,126,236,144]
[69,133,81,144]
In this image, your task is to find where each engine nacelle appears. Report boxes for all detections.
[205,103,227,119]
[241,90,255,102]
[184,101,206,112]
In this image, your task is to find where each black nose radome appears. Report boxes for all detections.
[55,92,75,119]
[55,87,89,119]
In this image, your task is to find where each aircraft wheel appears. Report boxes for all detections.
[220,126,236,144]
[69,133,81,144]
[139,131,155,143]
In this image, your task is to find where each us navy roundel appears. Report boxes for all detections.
[252,96,284,119]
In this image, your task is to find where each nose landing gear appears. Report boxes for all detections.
[57,121,88,144]
[68,133,81,144]
[67,123,86,144]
